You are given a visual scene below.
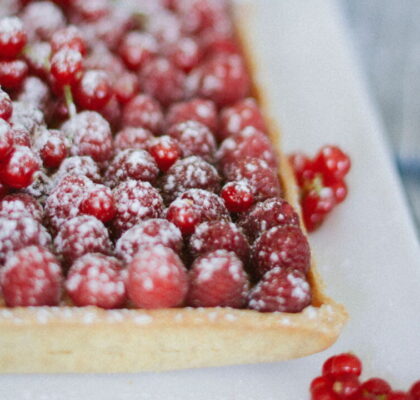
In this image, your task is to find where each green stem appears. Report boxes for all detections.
[64,85,76,119]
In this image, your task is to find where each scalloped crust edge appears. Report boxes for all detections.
[0,2,347,373]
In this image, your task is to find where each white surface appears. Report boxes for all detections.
[1,1,419,399]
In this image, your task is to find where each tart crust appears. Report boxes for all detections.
[0,2,347,373]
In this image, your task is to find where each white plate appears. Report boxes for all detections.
[1,1,419,399]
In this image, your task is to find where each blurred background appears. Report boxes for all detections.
[340,0,420,234]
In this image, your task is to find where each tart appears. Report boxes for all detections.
[0,0,347,373]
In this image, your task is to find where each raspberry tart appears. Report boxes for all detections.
[0,0,346,373]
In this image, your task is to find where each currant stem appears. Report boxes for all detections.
[64,85,76,118]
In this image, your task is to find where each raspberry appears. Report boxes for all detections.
[45,174,93,233]
[166,198,201,236]
[97,95,121,130]
[0,60,28,89]
[1,246,62,307]
[17,76,50,115]
[127,244,188,309]
[219,98,267,141]
[10,101,44,135]
[54,155,102,184]
[188,250,249,308]
[141,57,186,107]
[202,31,239,57]
[146,10,182,45]
[248,267,311,312]
[220,181,254,213]
[65,253,126,309]
[51,25,87,55]
[165,98,218,133]
[0,89,12,121]
[115,218,183,263]
[0,146,40,189]
[0,215,52,264]
[189,221,250,262]
[23,171,52,204]
[11,127,31,148]
[410,381,420,400]
[113,72,140,104]
[74,70,113,111]
[360,378,392,398]
[79,184,116,223]
[218,127,278,172]
[54,215,112,266]
[238,198,300,241]
[253,224,310,276]
[0,119,13,160]
[0,193,43,222]
[166,36,202,72]
[104,149,159,187]
[224,157,282,202]
[50,48,83,87]
[148,135,181,172]
[112,180,164,236]
[0,17,27,59]
[160,156,221,203]
[314,145,351,184]
[322,353,362,379]
[34,128,68,169]
[119,31,158,71]
[121,94,163,134]
[23,41,51,80]
[114,127,153,152]
[62,111,113,163]
[70,0,110,21]
[189,54,250,107]
[85,46,125,78]
[302,186,336,233]
[21,1,65,41]
[167,120,216,163]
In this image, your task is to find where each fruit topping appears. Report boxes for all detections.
[0,193,43,222]
[148,135,181,173]
[114,127,153,152]
[220,181,254,213]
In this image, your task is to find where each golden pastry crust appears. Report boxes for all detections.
[0,2,347,373]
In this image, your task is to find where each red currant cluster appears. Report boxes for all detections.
[289,145,351,232]
[311,353,420,400]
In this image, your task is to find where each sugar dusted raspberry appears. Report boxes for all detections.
[0,215,52,264]
[189,221,250,262]
[121,94,163,134]
[0,119,13,160]
[238,198,300,241]
[0,16,27,59]
[79,184,115,223]
[189,54,250,107]
[54,215,112,266]
[34,128,68,169]
[148,135,181,172]
[166,98,218,133]
[219,98,267,141]
[74,70,113,111]
[23,41,51,80]
[104,149,159,187]
[146,10,182,45]
[119,31,159,71]
[17,76,50,115]
[160,156,221,203]
[21,1,65,41]
[45,174,93,233]
[113,72,140,105]
[0,89,12,121]
[0,146,40,189]
[127,244,188,309]
[112,180,164,236]
[54,155,102,184]
[116,218,183,263]
[1,245,62,307]
[51,25,87,55]
[167,120,216,163]
[71,0,110,21]
[188,250,249,308]
[166,36,202,72]
[62,111,113,163]
[85,45,125,78]
[10,101,44,135]
[202,31,239,57]
[224,157,282,202]
[50,48,83,87]
[65,253,126,309]
[11,127,31,148]
[220,181,254,213]
[141,57,186,107]
[0,193,43,222]
[23,170,52,204]
[252,225,310,276]
[166,198,201,236]
[97,95,121,130]
[248,267,311,313]
[0,60,28,89]
[218,126,278,172]
[114,127,153,152]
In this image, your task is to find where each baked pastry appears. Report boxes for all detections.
[0,0,347,373]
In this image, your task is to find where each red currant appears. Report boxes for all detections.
[332,375,360,399]
[322,353,362,379]
[311,376,333,395]
[50,48,83,87]
[166,36,202,72]
[0,89,12,121]
[113,71,140,104]
[0,16,27,59]
[220,181,254,213]
[74,70,112,111]
[0,119,13,161]
[36,129,68,169]
[388,392,412,400]
[148,135,181,172]
[302,186,336,232]
[166,198,200,236]
[410,381,420,400]
[314,145,351,184]
[360,378,392,398]
[311,388,339,400]
[330,180,348,204]
[288,152,316,186]
[80,185,116,223]
[51,25,87,55]
[0,59,28,89]
[119,31,158,71]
